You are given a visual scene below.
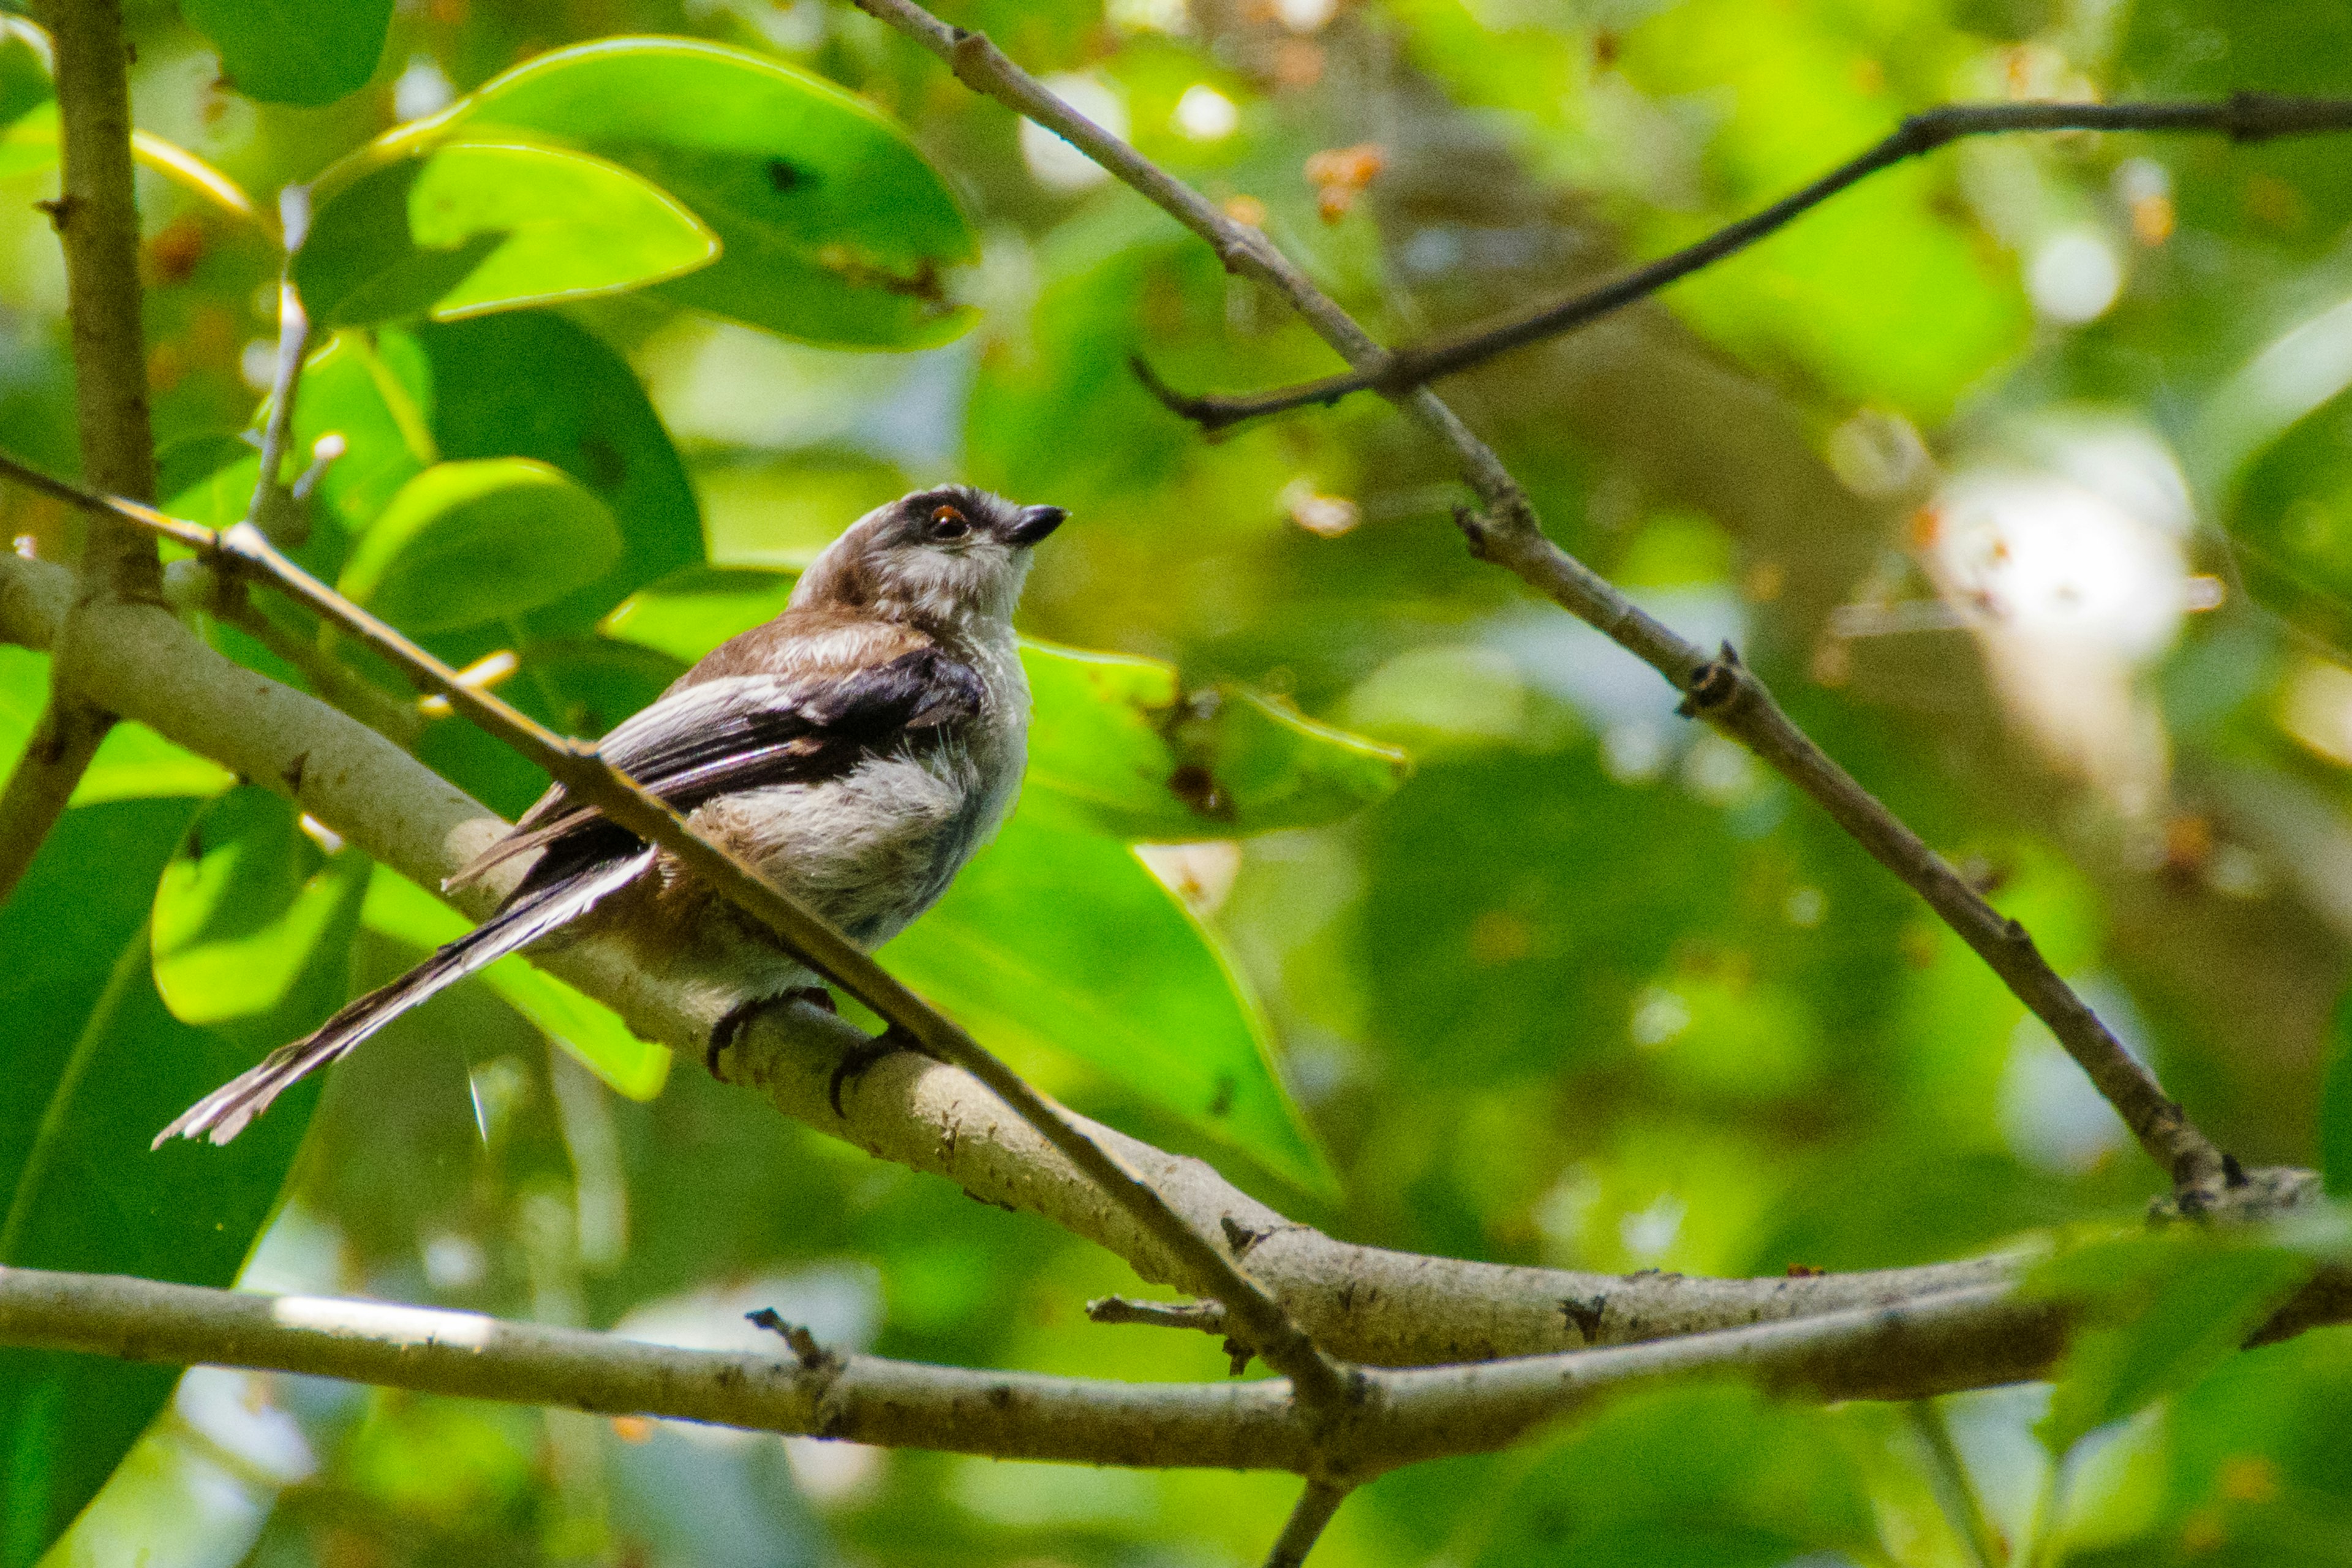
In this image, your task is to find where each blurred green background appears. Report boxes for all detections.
[4,0,2352,1562]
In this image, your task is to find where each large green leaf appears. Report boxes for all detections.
[152,788,372,1030]
[600,568,1409,837]
[360,869,669,1101]
[181,0,392,107]
[2029,1232,2319,1458]
[2226,388,2352,656]
[393,36,977,348]
[0,800,356,1566]
[295,140,717,328]
[2328,990,2352,1199]
[337,458,623,635]
[884,797,1333,1196]
[1468,1384,1880,1567]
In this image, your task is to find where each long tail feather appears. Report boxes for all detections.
[156,846,657,1148]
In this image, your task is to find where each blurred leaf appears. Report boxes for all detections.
[2031,1232,2318,1458]
[415,311,701,641]
[2228,386,2352,656]
[181,0,391,107]
[152,788,371,1028]
[2329,990,2352,1198]
[296,140,717,327]
[0,647,235,806]
[337,458,622,634]
[1469,1383,1879,1567]
[602,570,1407,838]
[431,36,977,347]
[361,867,669,1099]
[0,800,354,1565]
[886,797,1335,1197]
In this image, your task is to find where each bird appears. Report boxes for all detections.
[157,484,1066,1147]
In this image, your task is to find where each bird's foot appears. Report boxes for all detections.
[828,1023,929,1117]
[706,986,835,1080]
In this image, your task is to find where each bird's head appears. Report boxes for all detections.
[790,486,1066,632]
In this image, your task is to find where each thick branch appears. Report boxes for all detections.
[0,0,161,903]
[851,0,2234,1199]
[1141,94,2352,431]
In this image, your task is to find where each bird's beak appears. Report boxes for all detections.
[1006,504,1066,546]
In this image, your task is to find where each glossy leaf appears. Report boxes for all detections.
[360,867,670,1099]
[416,36,977,347]
[181,0,391,107]
[1469,1384,1879,1567]
[337,458,623,634]
[0,801,353,1564]
[152,789,372,1028]
[885,797,1333,1196]
[295,140,717,327]
[2030,1232,2318,1458]
[601,570,1409,837]
[0,647,235,806]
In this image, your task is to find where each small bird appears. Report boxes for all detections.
[158,485,1065,1147]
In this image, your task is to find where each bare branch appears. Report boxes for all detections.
[1139,94,2352,431]
[1265,1480,1351,1568]
[849,0,2239,1200]
[0,0,160,902]
[0,452,1351,1412]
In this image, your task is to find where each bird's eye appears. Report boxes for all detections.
[929,504,970,540]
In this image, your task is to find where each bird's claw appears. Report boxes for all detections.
[827,1023,924,1116]
[707,986,836,1080]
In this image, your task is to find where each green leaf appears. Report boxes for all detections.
[884,797,1334,1197]
[601,570,1409,837]
[152,789,371,1028]
[2226,387,2352,656]
[420,36,978,348]
[360,868,669,1099]
[337,458,623,635]
[181,0,391,107]
[1469,1383,1880,1567]
[2329,989,2352,1199]
[415,311,702,640]
[295,140,718,328]
[0,647,235,807]
[0,801,358,1564]
[2030,1232,2318,1458]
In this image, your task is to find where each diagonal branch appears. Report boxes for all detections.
[0,0,162,903]
[850,0,2239,1201]
[1138,93,2352,432]
[0,451,1351,1413]
[1265,1480,1351,1567]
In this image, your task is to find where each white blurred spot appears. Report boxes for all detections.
[1136,839,1242,915]
[1826,408,1934,502]
[1619,1193,1687,1262]
[1174,82,1238,141]
[1999,1016,2129,1174]
[785,1436,884,1505]
[1533,1165,1602,1258]
[2029,229,2123,325]
[1784,886,1826,928]
[239,338,279,391]
[1281,477,1360,537]
[175,1369,315,1488]
[296,815,343,855]
[1273,0,1338,31]
[1681,732,1760,805]
[1021,77,1125,192]
[1108,0,1191,34]
[1601,720,1668,783]
[271,1295,497,1348]
[2112,156,2171,206]
[1629,986,1691,1050]
[393,56,453,121]
[420,1231,486,1291]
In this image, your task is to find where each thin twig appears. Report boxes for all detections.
[1909,1399,2008,1568]
[1088,1295,1231,1333]
[0,448,1352,1413]
[1139,94,2352,431]
[0,0,160,903]
[1264,1479,1350,1568]
[854,0,2234,1200]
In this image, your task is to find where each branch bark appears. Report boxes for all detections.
[850,0,2237,1201]
[0,0,161,903]
[1138,94,2352,431]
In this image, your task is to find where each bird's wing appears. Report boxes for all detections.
[445,642,986,892]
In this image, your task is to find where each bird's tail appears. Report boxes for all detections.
[154,846,657,1148]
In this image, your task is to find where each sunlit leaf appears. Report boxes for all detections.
[0,647,236,807]
[337,458,622,634]
[181,0,391,107]
[886,797,1333,1196]
[0,801,353,1564]
[360,867,670,1099]
[295,140,717,327]
[407,36,978,347]
[152,788,371,1028]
